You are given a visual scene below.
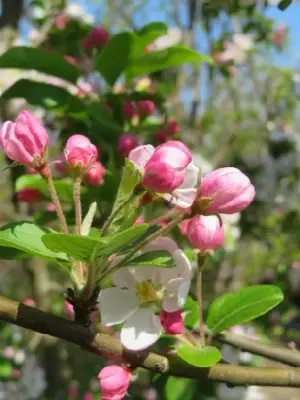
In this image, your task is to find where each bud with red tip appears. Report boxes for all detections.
[137,100,156,117]
[0,110,49,169]
[82,27,110,50]
[17,188,41,203]
[184,215,224,252]
[118,134,139,157]
[160,309,183,334]
[98,365,131,400]
[154,130,168,143]
[122,102,136,119]
[64,135,98,172]
[196,167,255,214]
[85,161,106,186]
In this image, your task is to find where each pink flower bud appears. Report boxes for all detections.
[167,120,180,135]
[3,346,14,359]
[17,188,41,203]
[160,309,183,334]
[55,14,69,30]
[65,300,74,316]
[68,384,78,398]
[185,215,224,252]
[82,27,110,50]
[129,141,199,208]
[197,167,255,214]
[0,110,49,168]
[143,141,192,192]
[64,134,98,171]
[47,203,56,212]
[98,365,131,400]
[23,298,36,307]
[137,100,155,117]
[85,161,106,186]
[154,130,168,143]
[122,102,136,119]
[118,134,140,157]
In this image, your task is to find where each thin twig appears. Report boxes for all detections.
[74,177,82,235]
[197,271,205,347]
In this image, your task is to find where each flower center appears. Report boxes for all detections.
[135,280,164,304]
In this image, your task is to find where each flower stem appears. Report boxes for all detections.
[197,270,205,348]
[46,167,68,234]
[148,208,179,226]
[74,177,82,235]
[99,212,186,282]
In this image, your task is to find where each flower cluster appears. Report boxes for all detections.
[0,110,255,400]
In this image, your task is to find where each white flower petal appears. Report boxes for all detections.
[111,267,135,288]
[130,267,161,284]
[173,250,193,279]
[163,278,190,312]
[177,162,199,190]
[98,288,139,326]
[164,188,197,208]
[128,145,155,168]
[121,308,162,350]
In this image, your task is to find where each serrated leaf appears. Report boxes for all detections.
[82,202,97,236]
[0,46,80,83]
[0,79,84,113]
[126,46,213,79]
[207,285,284,335]
[127,250,175,268]
[177,344,222,367]
[96,32,134,86]
[0,222,68,263]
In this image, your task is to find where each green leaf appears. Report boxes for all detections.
[87,103,123,135]
[177,344,222,368]
[106,159,142,235]
[132,22,168,58]
[42,224,148,261]
[278,0,292,10]
[0,47,80,83]
[42,233,108,262]
[0,362,13,378]
[183,297,199,330]
[0,79,84,113]
[165,376,197,400]
[95,224,148,258]
[96,32,134,86]
[207,285,284,335]
[0,246,29,260]
[127,46,213,79]
[82,202,97,236]
[0,222,68,262]
[15,174,84,202]
[127,250,175,268]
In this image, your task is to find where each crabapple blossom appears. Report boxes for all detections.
[98,365,131,400]
[118,134,140,157]
[64,134,98,171]
[85,161,106,186]
[98,237,192,350]
[160,309,183,334]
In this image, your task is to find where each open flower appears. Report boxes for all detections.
[98,237,192,350]
[129,141,199,208]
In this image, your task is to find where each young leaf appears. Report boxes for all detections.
[82,202,97,236]
[95,32,134,86]
[42,234,108,262]
[177,344,222,368]
[105,159,142,235]
[165,376,197,400]
[0,47,80,83]
[95,224,149,258]
[207,285,284,335]
[0,222,68,262]
[127,250,175,268]
[126,46,213,79]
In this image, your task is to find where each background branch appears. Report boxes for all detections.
[1,295,300,387]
